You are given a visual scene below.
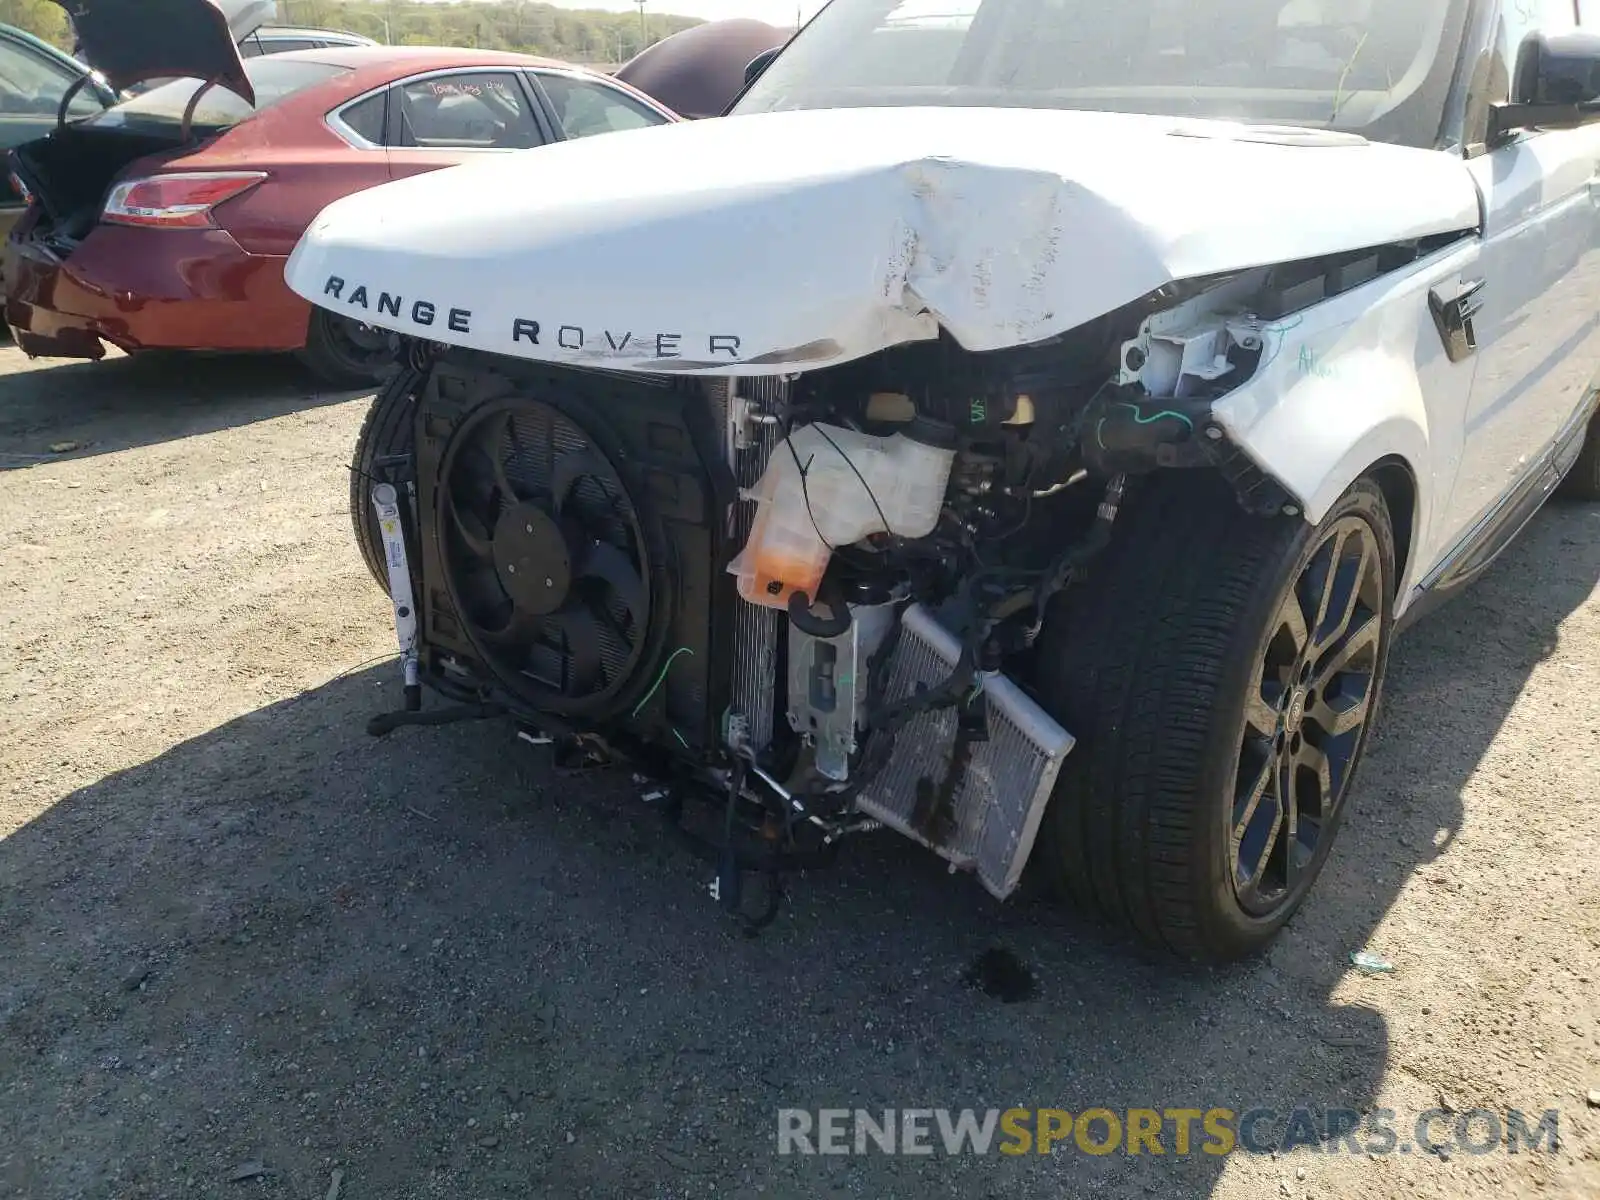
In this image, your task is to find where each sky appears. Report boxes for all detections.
[414,0,828,28]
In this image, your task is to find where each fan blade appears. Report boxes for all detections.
[476,604,539,665]
[577,540,647,631]
[550,450,614,517]
[476,412,522,506]
[446,494,495,559]
[545,606,604,695]
[457,559,510,609]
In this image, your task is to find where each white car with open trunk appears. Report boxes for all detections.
[286,0,1600,961]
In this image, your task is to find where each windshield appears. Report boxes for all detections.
[86,57,348,131]
[733,0,1468,148]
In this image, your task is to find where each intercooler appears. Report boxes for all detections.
[713,377,785,752]
[716,380,1075,900]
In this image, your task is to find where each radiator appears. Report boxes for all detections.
[857,604,1075,900]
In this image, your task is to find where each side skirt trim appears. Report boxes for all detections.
[1399,393,1595,631]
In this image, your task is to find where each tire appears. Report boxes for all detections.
[1556,407,1600,501]
[350,372,419,593]
[1033,473,1397,963]
[299,306,396,389]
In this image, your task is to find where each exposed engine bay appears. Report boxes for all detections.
[363,237,1457,928]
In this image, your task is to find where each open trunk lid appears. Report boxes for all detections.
[10,55,347,246]
[57,0,268,104]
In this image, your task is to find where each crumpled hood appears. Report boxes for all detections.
[58,0,267,102]
[285,105,1481,375]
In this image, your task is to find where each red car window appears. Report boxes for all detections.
[90,58,351,133]
[397,72,542,150]
[339,90,387,145]
[536,73,668,139]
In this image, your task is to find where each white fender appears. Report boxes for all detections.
[1210,239,1483,603]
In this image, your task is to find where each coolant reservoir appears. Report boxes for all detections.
[730,419,956,610]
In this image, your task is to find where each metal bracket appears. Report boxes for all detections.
[726,393,780,452]
[371,482,421,711]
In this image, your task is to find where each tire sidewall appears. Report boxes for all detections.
[305,308,393,389]
[1557,408,1600,501]
[1190,480,1397,957]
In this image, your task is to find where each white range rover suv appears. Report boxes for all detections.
[286,0,1600,961]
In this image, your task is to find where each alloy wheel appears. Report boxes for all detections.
[1230,515,1385,916]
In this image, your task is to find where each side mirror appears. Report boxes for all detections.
[1514,29,1600,104]
[744,46,781,87]
[1489,30,1600,144]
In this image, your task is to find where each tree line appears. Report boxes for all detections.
[0,0,704,66]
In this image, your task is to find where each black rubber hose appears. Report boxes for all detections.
[787,587,852,638]
[367,703,506,738]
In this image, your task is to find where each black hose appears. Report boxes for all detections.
[787,586,852,637]
[367,702,506,737]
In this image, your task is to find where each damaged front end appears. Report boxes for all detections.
[294,109,1476,927]
[346,245,1441,929]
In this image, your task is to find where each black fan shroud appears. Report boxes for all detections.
[436,394,662,715]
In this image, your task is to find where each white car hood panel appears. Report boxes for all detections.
[285,106,1480,374]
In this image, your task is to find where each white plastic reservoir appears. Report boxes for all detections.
[729,422,956,610]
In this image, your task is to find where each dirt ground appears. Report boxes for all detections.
[1,345,1598,1200]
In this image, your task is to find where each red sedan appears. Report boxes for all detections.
[5,46,677,385]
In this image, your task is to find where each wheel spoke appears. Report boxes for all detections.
[1312,613,1380,693]
[1233,752,1273,845]
[1244,686,1280,742]
[1280,757,1301,889]
[1305,527,1347,647]
[1315,533,1372,652]
[1249,792,1284,885]
[1274,590,1311,659]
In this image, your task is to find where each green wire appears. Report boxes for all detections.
[1095,402,1195,450]
[1114,400,1194,428]
[631,646,695,719]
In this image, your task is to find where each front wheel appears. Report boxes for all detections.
[1033,474,1396,962]
[299,307,396,389]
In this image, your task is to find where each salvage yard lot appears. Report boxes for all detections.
[1,345,1598,1200]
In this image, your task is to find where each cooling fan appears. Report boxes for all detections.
[438,396,656,714]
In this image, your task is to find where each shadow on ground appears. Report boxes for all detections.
[0,351,363,469]
[0,505,1595,1199]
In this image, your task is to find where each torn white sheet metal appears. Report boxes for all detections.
[284,106,1481,375]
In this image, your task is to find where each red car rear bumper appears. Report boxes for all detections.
[4,223,311,358]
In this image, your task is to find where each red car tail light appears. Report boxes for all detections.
[103,172,268,229]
